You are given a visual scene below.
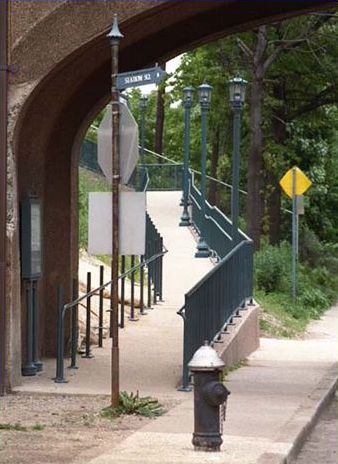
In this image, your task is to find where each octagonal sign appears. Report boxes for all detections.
[98,101,139,185]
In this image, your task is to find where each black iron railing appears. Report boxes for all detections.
[55,212,166,383]
[178,239,253,390]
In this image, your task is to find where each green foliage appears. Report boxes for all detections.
[101,391,166,418]
[0,423,28,432]
[254,241,291,293]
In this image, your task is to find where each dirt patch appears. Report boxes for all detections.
[0,392,177,464]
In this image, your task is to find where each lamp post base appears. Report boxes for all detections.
[22,362,37,376]
[179,210,191,227]
[195,238,211,258]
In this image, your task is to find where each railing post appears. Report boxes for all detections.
[159,237,164,301]
[140,255,147,315]
[98,266,104,347]
[147,242,152,309]
[69,277,78,369]
[129,255,139,321]
[55,285,67,383]
[82,272,93,359]
[120,255,125,328]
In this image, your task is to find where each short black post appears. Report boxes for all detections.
[69,278,78,369]
[153,238,158,305]
[120,255,125,328]
[55,285,67,383]
[139,255,146,315]
[147,243,152,309]
[82,272,93,358]
[159,237,164,301]
[32,280,43,372]
[129,255,138,321]
[98,265,104,347]
[22,280,37,376]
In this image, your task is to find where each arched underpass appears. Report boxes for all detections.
[4,0,336,388]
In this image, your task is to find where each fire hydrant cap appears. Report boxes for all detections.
[188,341,225,371]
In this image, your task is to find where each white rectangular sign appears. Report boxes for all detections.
[88,192,146,256]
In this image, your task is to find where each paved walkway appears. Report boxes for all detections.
[15,192,213,398]
[14,192,338,464]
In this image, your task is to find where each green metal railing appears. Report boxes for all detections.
[190,171,250,260]
[178,239,253,390]
[131,163,183,191]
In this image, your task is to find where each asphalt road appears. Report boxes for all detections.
[294,393,337,464]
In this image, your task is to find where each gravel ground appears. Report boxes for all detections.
[0,392,176,464]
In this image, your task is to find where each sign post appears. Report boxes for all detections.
[280,166,312,301]
[107,15,123,409]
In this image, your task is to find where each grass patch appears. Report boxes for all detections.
[31,423,45,431]
[255,289,328,338]
[101,391,166,419]
[0,423,28,432]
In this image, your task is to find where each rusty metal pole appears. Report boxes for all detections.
[0,0,9,395]
[107,15,123,409]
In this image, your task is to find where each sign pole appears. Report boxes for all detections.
[292,168,297,302]
[107,15,123,409]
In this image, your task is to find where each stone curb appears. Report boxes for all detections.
[257,362,338,464]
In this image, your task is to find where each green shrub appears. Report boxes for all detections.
[101,391,166,418]
[254,241,290,293]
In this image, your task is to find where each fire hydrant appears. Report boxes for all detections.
[188,341,230,452]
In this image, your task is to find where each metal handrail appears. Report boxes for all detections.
[178,239,254,390]
[63,247,167,314]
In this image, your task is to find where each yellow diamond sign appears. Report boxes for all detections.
[279,166,312,199]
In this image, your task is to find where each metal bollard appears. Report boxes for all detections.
[82,272,93,359]
[139,255,147,315]
[69,277,78,369]
[55,285,67,383]
[120,255,125,328]
[159,237,164,301]
[98,266,104,347]
[129,255,139,321]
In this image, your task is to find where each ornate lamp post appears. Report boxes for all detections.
[107,14,123,409]
[229,77,247,246]
[180,86,193,227]
[139,94,148,166]
[195,83,212,258]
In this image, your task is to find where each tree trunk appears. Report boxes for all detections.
[247,28,267,249]
[268,80,287,245]
[154,62,166,156]
[208,125,220,206]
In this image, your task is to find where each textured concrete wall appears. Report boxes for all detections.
[215,304,260,368]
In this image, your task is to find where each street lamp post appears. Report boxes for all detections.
[195,83,212,258]
[229,77,247,246]
[180,86,193,227]
[107,14,123,409]
[139,94,148,166]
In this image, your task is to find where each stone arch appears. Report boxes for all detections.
[10,0,335,380]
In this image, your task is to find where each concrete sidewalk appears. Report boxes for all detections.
[15,192,338,463]
[84,306,337,464]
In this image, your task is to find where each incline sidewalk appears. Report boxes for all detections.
[85,306,337,464]
[15,191,337,464]
[15,192,213,397]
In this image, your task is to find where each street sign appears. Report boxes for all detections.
[98,101,139,185]
[88,191,146,256]
[116,66,166,90]
[279,166,312,199]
